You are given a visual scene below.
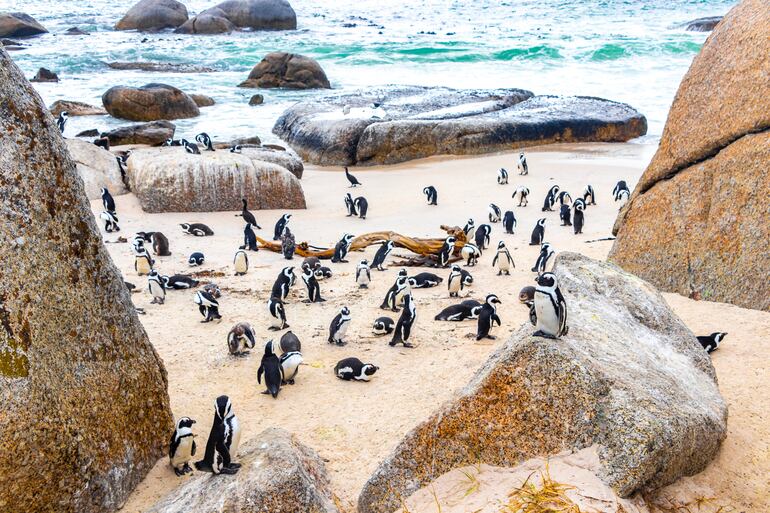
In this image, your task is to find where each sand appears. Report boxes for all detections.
[104,142,768,512]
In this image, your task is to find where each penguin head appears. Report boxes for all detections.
[343,233,355,244]
[176,417,196,430]
[519,152,524,158]
[536,272,558,289]
[60,111,69,120]
[283,214,292,221]
[712,332,727,343]
[537,218,546,227]
[214,395,232,421]
[195,133,208,144]
[450,264,461,273]
[462,271,473,285]
[341,306,350,316]
[397,268,408,277]
[164,138,174,146]
[519,286,536,303]
[407,278,418,288]
[497,241,506,249]
[445,236,456,246]
[101,187,109,196]
[180,139,190,146]
[386,240,394,249]
[264,340,276,356]
[486,294,501,306]
[230,145,242,153]
[284,266,295,277]
[180,223,190,231]
[362,364,379,377]
[466,219,474,227]
[359,259,369,267]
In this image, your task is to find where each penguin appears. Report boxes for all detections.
[150,232,171,256]
[233,249,249,276]
[125,281,137,293]
[227,322,256,356]
[371,240,394,271]
[573,198,586,234]
[533,272,569,339]
[181,139,201,155]
[529,218,546,245]
[162,274,200,290]
[279,330,301,352]
[461,242,481,266]
[188,252,205,266]
[354,196,368,219]
[257,341,283,398]
[423,185,438,205]
[115,154,128,182]
[229,145,242,153]
[163,138,182,146]
[497,168,509,185]
[280,349,302,385]
[195,132,215,151]
[463,219,475,237]
[180,223,214,236]
[93,138,110,151]
[520,285,538,326]
[134,253,153,276]
[131,234,147,254]
[434,300,480,321]
[461,268,474,288]
[273,214,291,241]
[56,111,68,133]
[616,189,630,207]
[344,193,358,217]
[612,180,629,201]
[697,332,727,353]
[476,294,502,340]
[242,223,258,251]
[194,395,241,475]
[335,357,378,381]
[331,233,355,263]
[517,152,528,175]
[437,236,456,268]
[447,264,464,298]
[267,296,289,331]
[512,186,530,207]
[488,204,502,223]
[395,277,414,308]
[390,293,416,348]
[281,227,296,260]
[101,187,116,213]
[474,224,491,250]
[557,191,572,206]
[583,185,596,205]
[271,267,295,301]
[542,185,560,212]
[148,270,165,305]
[301,262,324,303]
[372,316,394,335]
[169,416,197,476]
[203,283,221,298]
[237,199,260,229]
[380,275,407,311]
[492,240,514,275]
[559,204,572,226]
[194,289,222,323]
[345,166,362,187]
[503,210,516,234]
[356,259,371,288]
[531,242,554,274]
[410,272,443,288]
[328,306,351,346]
[100,211,120,233]
[315,266,333,281]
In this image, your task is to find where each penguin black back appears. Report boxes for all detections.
[257,341,283,398]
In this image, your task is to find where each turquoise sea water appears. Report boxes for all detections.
[3,0,735,145]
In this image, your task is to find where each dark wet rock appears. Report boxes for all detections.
[115,0,189,31]
[1,38,24,46]
[190,93,215,107]
[683,16,723,32]
[263,143,285,151]
[273,85,647,165]
[239,52,330,89]
[0,12,47,38]
[249,93,264,105]
[64,26,90,35]
[30,67,58,82]
[102,120,176,146]
[106,61,218,73]
[176,0,296,34]
[50,100,107,117]
[174,8,235,34]
[214,135,262,148]
[76,128,100,137]
[102,83,200,121]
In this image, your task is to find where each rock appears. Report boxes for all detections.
[175,0,296,34]
[249,93,264,105]
[106,61,218,73]
[1,38,23,46]
[190,93,215,107]
[102,83,200,121]
[147,428,339,513]
[273,86,647,166]
[0,12,48,38]
[228,135,261,146]
[50,100,107,117]
[126,146,306,212]
[76,129,100,137]
[610,0,770,311]
[30,67,58,82]
[683,16,723,31]
[0,46,172,513]
[357,252,727,513]
[115,0,189,31]
[64,26,90,35]
[65,139,127,200]
[241,146,303,178]
[174,8,236,34]
[102,120,176,146]
[239,52,330,89]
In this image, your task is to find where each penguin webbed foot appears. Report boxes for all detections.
[174,467,185,476]
[219,467,239,475]
[533,330,557,339]
[402,342,415,348]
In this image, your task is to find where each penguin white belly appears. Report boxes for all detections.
[335,321,349,341]
[448,278,461,294]
[149,281,164,300]
[534,292,559,335]
[282,353,303,380]
[171,437,194,469]
[228,417,241,457]
[234,255,248,274]
[356,273,369,286]
[497,255,511,272]
[270,315,283,329]
[356,368,373,381]
[135,257,151,275]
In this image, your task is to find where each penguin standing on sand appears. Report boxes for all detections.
[237,198,261,228]
[583,185,596,205]
[195,133,215,151]
[573,198,586,234]
[616,189,630,207]
[697,332,727,353]
[331,234,355,263]
[267,296,289,331]
[301,262,325,303]
[476,293,502,340]
[281,227,296,260]
[497,168,509,185]
[194,396,241,475]
[542,185,560,212]
[280,348,303,385]
[532,242,555,274]
[380,274,408,311]
[517,152,528,175]
[335,358,378,381]
[372,316,394,335]
[463,219,475,237]
[560,204,572,226]
[328,306,351,346]
[233,249,249,276]
[134,251,153,276]
[512,186,530,207]
[423,186,438,205]
[503,210,516,234]
[354,196,368,219]
[344,193,358,217]
[273,214,291,241]
[612,180,629,201]
[148,270,165,305]
[345,167,361,187]
[194,289,222,323]
[271,267,295,301]
[148,232,171,256]
[371,240,394,271]
[461,242,481,266]
[227,322,256,356]
[557,191,572,206]
[169,417,196,476]
[534,272,568,339]
[488,204,502,223]
[243,223,258,251]
[437,236,456,268]
[530,218,546,245]
[390,293,416,348]
[100,211,120,233]
[182,139,201,155]
[101,187,116,213]
[447,264,464,297]
[57,111,68,133]
[492,241,514,275]
[395,277,415,308]
[474,224,491,250]
[257,341,283,398]
[356,260,371,288]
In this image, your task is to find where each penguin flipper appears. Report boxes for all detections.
[192,440,197,456]
[257,364,264,384]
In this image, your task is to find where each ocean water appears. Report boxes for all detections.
[4,0,735,145]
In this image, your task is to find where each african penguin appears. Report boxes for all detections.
[194,289,222,323]
[497,168,509,185]
[188,252,205,266]
[100,211,120,233]
[410,272,443,288]
[557,191,572,206]
[271,267,295,301]
[148,270,165,304]
[280,349,303,385]
[169,416,197,476]
[390,293,417,348]
[488,203,502,223]
[149,232,171,256]
[423,185,438,205]
[372,316,394,335]
[533,272,568,339]
[463,219,475,237]
[181,139,201,155]
[476,293,502,340]
[560,204,572,226]
[101,187,116,213]
[612,180,629,201]
[492,240,514,275]
[257,341,283,398]
[461,242,481,266]
[273,214,291,241]
[434,299,480,322]
[227,322,256,356]
[512,186,530,207]
[314,266,332,281]
[573,198,586,234]
[529,218,546,246]
[371,240,394,271]
[437,236,456,268]
[233,249,249,276]
[331,234,355,263]
[531,242,554,274]
[583,185,596,205]
[180,223,214,236]
[56,111,68,133]
[194,395,241,474]
[229,144,242,153]
[328,306,351,346]
[301,262,324,303]
[697,332,727,353]
[517,152,528,175]
[335,357,378,381]
[354,196,368,219]
[195,132,215,151]
[267,296,289,331]
[356,259,372,288]
[474,224,491,250]
[503,210,517,234]
[447,264,464,298]
[162,274,199,290]
[381,275,408,311]
[344,193,358,217]
[616,189,630,207]
[542,185,560,212]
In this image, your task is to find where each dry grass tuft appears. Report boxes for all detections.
[500,463,581,513]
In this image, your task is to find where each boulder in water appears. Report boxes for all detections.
[106,61,218,73]
[239,52,330,89]
[102,120,176,146]
[30,67,58,82]
[115,0,189,31]
[174,8,236,34]
[102,83,200,121]
[176,0,296,33]
[683,16,723,31]
[190,93,215,107]
[50,100,107,117]
[0,12,48,38]
[249,93,264,105]
[65,139,127,200]
[64,26,90,35]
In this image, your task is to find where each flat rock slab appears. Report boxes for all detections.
[65,138,127,199]
[358,252,726,513]
[106,61,218,73]
[273,85,647,166]
[102,120,176,146]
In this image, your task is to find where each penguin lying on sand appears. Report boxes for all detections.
[335,357,378,381]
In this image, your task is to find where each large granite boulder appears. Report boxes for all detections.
[273,86,647,166]
[50,99,107,117]
[102,120,176,146]
[610,0,770,311]
[358,252,727,513]
[65,139,127,200]
[115,0,189,31]
[238,52,330,89]
[0,48,173,513]
[102,83,200,121]
[148,428,340,513]
[176,0,296,34]
[0,12,47,38]
[126,146,306,212]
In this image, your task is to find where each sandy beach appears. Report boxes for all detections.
[97,142,768,512]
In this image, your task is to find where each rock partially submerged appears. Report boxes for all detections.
[238,52,330,89]
[115,0,189,31]
[683,16,723,31]
[102,120,176,146]
[106,61,218,73]
[273,86,647,166]
[176,0,296,34]
[102,83,200,121]
[148,428,339,513]
[30,67,58,82]
[358,252,726,513]
[190,93,215,107]
[126,146,306,212]
[66,139,127,200]
[0,12,47,38]
[50,100,107,117]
